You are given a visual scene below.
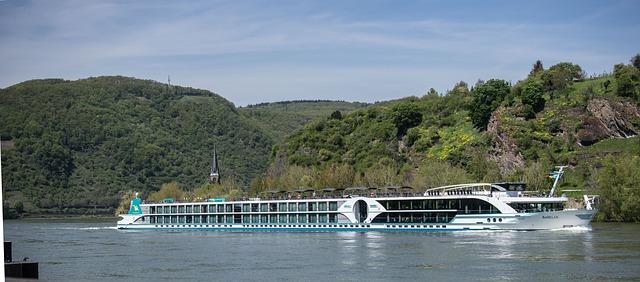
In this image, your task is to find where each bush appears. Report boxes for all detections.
[469,79,510,130]
[613,63,640,101]
[520,79,545,118]
[595,155,640,222]
[390,102,422,136]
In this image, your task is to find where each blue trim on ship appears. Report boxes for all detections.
[118,226,473,232]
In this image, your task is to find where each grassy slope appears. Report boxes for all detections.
[238,101,368,143]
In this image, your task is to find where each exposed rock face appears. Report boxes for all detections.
[578,99,639,145]
[486,107,525,175]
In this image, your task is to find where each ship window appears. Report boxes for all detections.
[308,202,317,211]
[309,214,317,223]
[411,200,424,210]
[329,202,338,211]
[269,203,277,212]
[298,203,307,212]
[288,203,297,212]
[260,215,268,223]
[499,218,502,222]
[319,214,328,223]
[242,204,250,212]
[319,202,327,211]
[288,214,297,223]
[259,203,268,212]
[458,199,501,214]
[226,204,233,213]
[329,214,337,223]
[186,206,192,213]
[251,215,259,223]
[270,214,277,223]
[279,214,287,223]
[279,203,287,212]
[178,206,185,213]
[508,202,564,213]
[298,214,307,223]
[493,218,496,222]
[487,218,491,222]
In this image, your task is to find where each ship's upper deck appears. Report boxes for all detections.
[142,182,564,206]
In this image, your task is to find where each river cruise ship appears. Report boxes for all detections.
[118,168,597,231]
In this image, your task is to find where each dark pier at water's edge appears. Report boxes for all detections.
[5,241,38,279]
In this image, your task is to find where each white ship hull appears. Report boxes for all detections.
[118,209,595,232]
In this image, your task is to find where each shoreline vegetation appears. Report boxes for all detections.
[2,55,640,222]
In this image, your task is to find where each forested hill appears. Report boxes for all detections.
[0,76,276,214]
[238,100,368,143]
[258,58,640,222]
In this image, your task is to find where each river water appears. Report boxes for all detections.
[3,219,640,281]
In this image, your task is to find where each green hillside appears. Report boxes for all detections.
[0,76,273,214]
[257,59,640,222]
[238,100,368,143]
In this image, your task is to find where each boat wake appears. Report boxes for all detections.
[549,226,592,232]
[45,226,118,230]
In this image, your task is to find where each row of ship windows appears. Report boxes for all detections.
[144,214,339,224]
[149,202,340,214]
[378,199,500,214]
[150,224,447,229]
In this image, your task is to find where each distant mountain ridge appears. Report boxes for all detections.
[0,76,363,215]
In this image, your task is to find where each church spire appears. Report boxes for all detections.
[209,145,220,184]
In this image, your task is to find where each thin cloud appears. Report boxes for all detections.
[1,0,638,105]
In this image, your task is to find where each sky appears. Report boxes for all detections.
[0,0,638,106]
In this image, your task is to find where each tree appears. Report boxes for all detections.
[426,88,439,98]
[450,81,469,96]
[540,62,584,95]
[613,63,640,101]
[469,79,511,130]
[631,53,640,69]
[390,102,423,136]
[520,79,545,118]
[329,110,342,120]
[529,60,544,76]
[596,155,640,222]
[13,202,24,214]
[603,80,611,92]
